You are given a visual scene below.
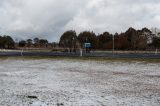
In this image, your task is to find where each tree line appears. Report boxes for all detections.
[0,36,55,49]
[59,27,160,50]
[0,27,160,50]
[0,35,15,49]
[18,38,49,48]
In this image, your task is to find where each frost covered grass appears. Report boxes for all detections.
[0,58,160,106]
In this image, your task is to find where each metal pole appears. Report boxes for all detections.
[80,48,82,57]
[113,35,114,56]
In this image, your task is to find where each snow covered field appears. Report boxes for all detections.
[0,59,160,106]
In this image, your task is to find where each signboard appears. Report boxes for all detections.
[84,43,91,48]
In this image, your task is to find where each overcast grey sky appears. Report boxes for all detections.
[0,0,160,42]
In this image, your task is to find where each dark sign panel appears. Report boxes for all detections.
[84,43,91,48]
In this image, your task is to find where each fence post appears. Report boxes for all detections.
[155,48,158,55]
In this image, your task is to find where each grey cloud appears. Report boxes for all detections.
[0,0,160,42]
[65,0,160,35]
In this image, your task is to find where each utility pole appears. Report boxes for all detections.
[72,37,74,53]
[112,35,114,57]
[80,48,83,57]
